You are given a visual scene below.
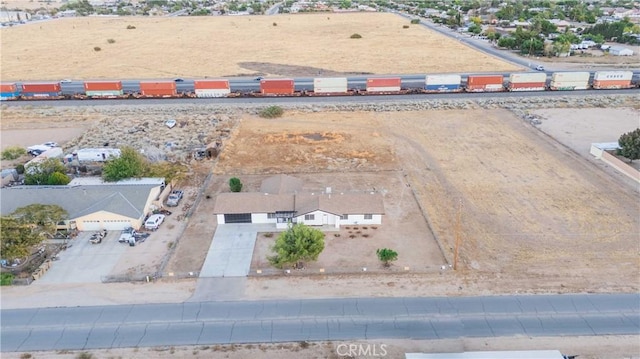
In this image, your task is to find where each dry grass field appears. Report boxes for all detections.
[0,13,521,81]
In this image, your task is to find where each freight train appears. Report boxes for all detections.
[0,71,637,101]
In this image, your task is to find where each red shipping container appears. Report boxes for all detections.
[261,79,294,94]
[84,81,122,91]
[366,78,401,87]
[593,79,632,89]
[140,82,177,96]
[194,80,229,90]
[22,83,61,92]
[0,83,17,92]
[466,75,504,91]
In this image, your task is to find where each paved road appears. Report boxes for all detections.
[2,294,638,351]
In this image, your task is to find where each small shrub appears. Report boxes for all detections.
[167,241,174,249]
[410,19,420,24]
[345,226,351,230]
[16,164,25,174]
[349,234,356,239]
[272,22,277,26]
[371,226,378,230]
[350,33,362,39]
[107,38,116,44]
[403,25,410,28]
[93,46,101,52]
[298,341,310,349]
[0,273,14,286]
[229,177,243,192]
[76,353,94,359]
[259,105,284,119]
[356,231,361,234]
[20,354,33,359]
[264,232,274,238]
[334,233,341,237]
[126,25,136,29]
[362,226,368,230]
[1,146,27,160]
[362,234,369,238]
[353,227,359,230]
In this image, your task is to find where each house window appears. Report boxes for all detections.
[267,213,276,219]
[304,214,315,221]
[340,214,349,220]
[364,214,373,220]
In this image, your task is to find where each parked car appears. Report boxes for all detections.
[165,119,177,129]
[42,141,60,148]
[166,190,184,207]
[144,214,165,230]
[535,65,545,71]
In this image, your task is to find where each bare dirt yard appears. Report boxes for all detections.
[2,336,639,359]
[0,13,521,81]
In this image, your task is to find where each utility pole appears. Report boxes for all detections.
[453,199,463,271]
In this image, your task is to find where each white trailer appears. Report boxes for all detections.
[76,148,121,162]
[549,72,590,91]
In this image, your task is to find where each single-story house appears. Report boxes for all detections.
[609,46,634,56]
[213,174,384,228]
[1,178,165,231]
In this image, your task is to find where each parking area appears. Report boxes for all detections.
[36,231,127,284]
[199,224,275,277]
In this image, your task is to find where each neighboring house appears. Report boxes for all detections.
[609,46,634,56]
[1,178,165,231]
[213,174,384,228]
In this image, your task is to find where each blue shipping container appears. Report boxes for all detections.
[424,84,460,91]
[0,91,21,100]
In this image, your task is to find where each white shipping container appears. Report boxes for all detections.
[593,71,633,81]
[551,72,590,83]
[425,74,462,86]
[509,72,547,83]
[367,86,402,92]
[313,78,348,93]
[195,89,231,98]
[76,148,121,162]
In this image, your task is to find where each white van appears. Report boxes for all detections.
[144,214,165,231]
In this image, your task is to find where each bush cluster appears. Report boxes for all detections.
[259,105,284,119]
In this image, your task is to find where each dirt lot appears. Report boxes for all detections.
[2,336,639,359]
[0,13,521,81]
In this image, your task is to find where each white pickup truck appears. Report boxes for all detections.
[166,190,184,207]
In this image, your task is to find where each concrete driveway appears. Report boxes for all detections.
[200,224,274,277]
[36,231,127,284]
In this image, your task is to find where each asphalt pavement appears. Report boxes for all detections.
[2,293,638,351]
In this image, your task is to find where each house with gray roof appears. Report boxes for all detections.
[1,181,164,231]
[213,175,384,228]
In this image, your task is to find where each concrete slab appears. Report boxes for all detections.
[36,231,127,284]
[200,224,274,277]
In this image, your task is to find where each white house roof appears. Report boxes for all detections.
[1,184,159,220]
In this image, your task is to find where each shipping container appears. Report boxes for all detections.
[21,92,61,99]
[424,74,462,92]
[84,81,122,91]
[139,81,177,97]
[366,77,401,92]
[507,72,547,91]
[86,90,124,97]
[194,80,231,98]
[592,71,633,89]
[466,75,504,92]
[313,77,348,93]
[22,83,61,93]
[0,83,19,100]
[549,72,590,90]
[260,79,295,95]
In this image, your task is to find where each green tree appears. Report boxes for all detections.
[229,177,243,192]
[617,128,640,163]
[11,204,69,237]
[468,24,482,34]
[1,146,27,160]
[0,216,43,260]
[376,248,398,267]
[102,147,146,182]
[268,223,325,269]
[24,158,68,185]
[497,36,517,49]
[47,171,71,185]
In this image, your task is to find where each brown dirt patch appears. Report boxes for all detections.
[0,13,520,81]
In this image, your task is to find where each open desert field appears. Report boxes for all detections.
[0,12,521,81]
